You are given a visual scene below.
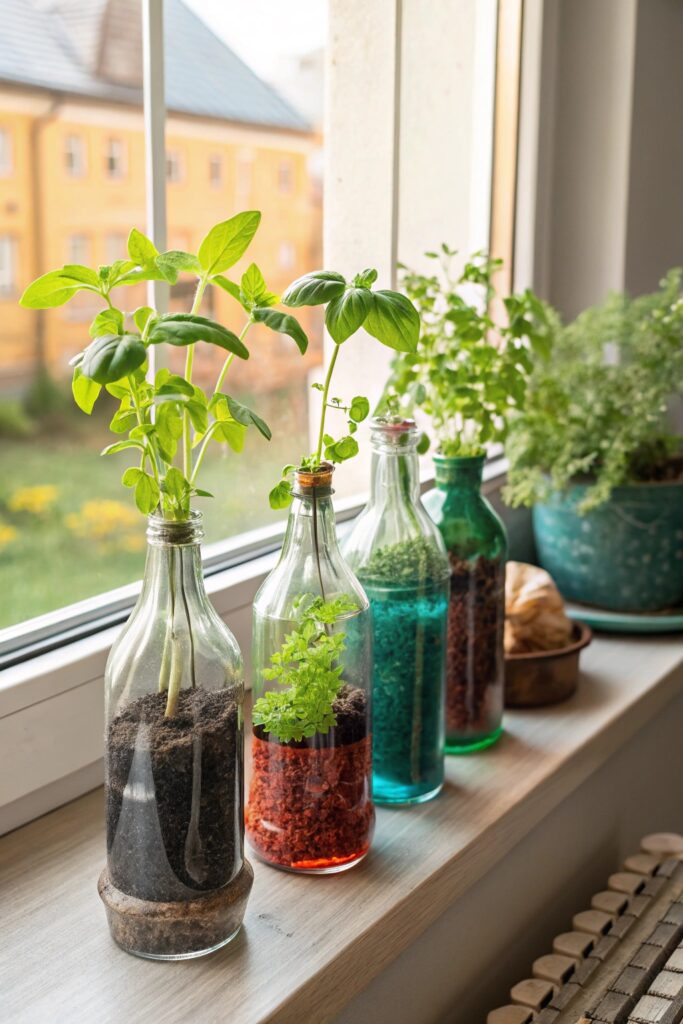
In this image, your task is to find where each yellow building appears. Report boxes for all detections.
[0,0,322,395]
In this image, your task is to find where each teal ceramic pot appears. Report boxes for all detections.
[533,481,683,612]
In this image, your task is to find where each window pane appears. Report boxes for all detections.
[0,0,325,632]
[166,0,325,550]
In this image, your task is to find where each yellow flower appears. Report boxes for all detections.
[0,523,18,550]
[8,485,59,516]
[65,499,142,552]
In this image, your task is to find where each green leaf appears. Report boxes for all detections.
[193,488,214,498]
[20,270,90,309]
[325,287,373,343]
[282,270,346,307]
[212,275,245,306]
[349,395,370,422]
[122,467,143,487]
[101,439,146,456]
[364,290,420,352]
[133,306,156,334]
[72,366,102,414]
[109,408,138,434]
[89,308,124,338]
[163,467,189,502]
[198,211,262,274]
[155,250,202,283]
[353,268,378,289]
[156,374,195,398]
[187,398,208,434]
[241,262,267,305]
[223,395,272,440]
[127,228,158,265]
[148,314,249,359]
[135,473,160,514]
[325,435,359,463]
[251,308,308,354]
[269,480,293,509]
[60,265,101,287]
[81,333,147,385]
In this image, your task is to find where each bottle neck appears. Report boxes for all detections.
[280,490,341,564]
[369,444,421,507]
[139,513,210,613]
[434,455,485,493]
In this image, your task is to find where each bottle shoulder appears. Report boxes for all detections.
[423,485,508,558]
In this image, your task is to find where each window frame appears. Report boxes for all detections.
[104,136,127,180]
[64,132,87,178]
[0,233,17,297]
[0,125,12,177]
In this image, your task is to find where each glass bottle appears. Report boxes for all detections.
[343,418,449,804]
[423,455,507,752]
[98,512,253,960]
[246,464,374,873]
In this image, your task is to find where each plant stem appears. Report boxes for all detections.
[213,318,253,395]
[183,275,208,478]
[315,343,340,467]
[128,374,160,484]
[189,422,219,486]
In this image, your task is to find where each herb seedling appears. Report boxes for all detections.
[505,269,683,511]
[252,595,357,742]
[381,246,555,457]
[21,211,308,714]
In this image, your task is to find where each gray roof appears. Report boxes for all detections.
[0,0,309,131]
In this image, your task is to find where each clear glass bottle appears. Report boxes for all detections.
[98,512,253,960]
[246,464,374,873]
[423,455,507,752]
[343,418,449,804]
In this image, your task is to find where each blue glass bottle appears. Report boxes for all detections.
[343,418,449,804]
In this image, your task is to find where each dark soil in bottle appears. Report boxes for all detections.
[106,686,243,902]
[246,685,374,870]
[446,553,505,744]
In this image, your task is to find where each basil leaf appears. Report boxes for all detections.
[20,270,88,309]
[325,287,372,343]
[81,333,147,384]
[155,250,202,284]
[282,270,346,307]
[89,308,124,339]
[135,473,160,514]
[148,314,249,359]
[223,395,272,440]
[353,268,378,289]
[198,211,261,275]
[60,264,101,287]
[241,263,267,305]
[133,306,156,333]
[101,439,146,456]
[251,308,308,354]
[364,290,420,352]
[127,228,158,265]
[269,480,293,510]
[212,275,245,306]
[349,396,370,423]
[72,366,102,414]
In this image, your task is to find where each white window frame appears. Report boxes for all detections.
[0,0,501,834]
[105,137,127,180]
[66,233,91,265]
[0,234,17,297]
[64,133,87,178]
[0,125,12,177]
[277,156,294,193]
[165,148,184,183]
[209,153,222,188]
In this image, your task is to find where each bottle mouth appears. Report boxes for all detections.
[370,415,419,449]
[146,510,204,546]
[294,462,335,495]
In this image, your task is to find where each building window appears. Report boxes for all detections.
[278,240,296,269]
[0,127,12,177]
[64,134,86,178]
[105,233,127,263]
[0,235,17,296]
[209,154,222,188]
[278,158,294,193]
[236,151,253,199]
[105,138,126,179]
[67,234,91,266]
[166,150,184,183]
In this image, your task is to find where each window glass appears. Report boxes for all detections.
[0,0,325,631]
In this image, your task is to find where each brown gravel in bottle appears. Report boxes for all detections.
[107,687,243,902]
[246,686,374,871]
[445,553,505,743]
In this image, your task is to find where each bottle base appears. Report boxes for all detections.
[445,726,503,754]
[249,843,370,875]
[373,780,444,806]
[98,860,254,960]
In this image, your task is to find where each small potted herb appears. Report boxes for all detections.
[383,246,554,752]
[21,211,308,957]
[246,269,419,871]
[505,270,683,612]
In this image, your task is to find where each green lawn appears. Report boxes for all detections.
[0,392,307,630]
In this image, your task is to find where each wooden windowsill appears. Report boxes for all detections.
[1,634,682,1023]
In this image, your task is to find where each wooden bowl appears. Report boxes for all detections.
[504,621,593,708]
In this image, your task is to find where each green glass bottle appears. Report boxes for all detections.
[423,455,507,753]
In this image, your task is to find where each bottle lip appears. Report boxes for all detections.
[433,451,486,468]
[370,415,419,449]
[293,462,335,496]
[146,509,204,546]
